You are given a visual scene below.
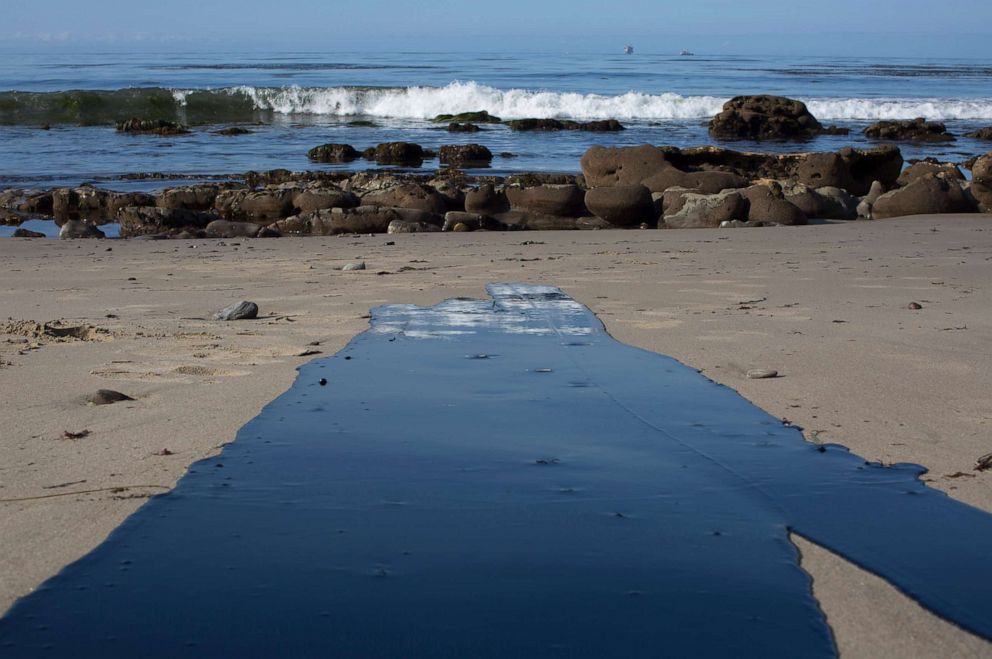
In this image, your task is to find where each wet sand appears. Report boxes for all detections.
[1,215,991,657]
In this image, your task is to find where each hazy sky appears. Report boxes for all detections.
[3,0,991,57]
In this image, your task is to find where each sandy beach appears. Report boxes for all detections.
[1,215,991,657]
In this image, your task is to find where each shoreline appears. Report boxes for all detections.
[1,216,991,656]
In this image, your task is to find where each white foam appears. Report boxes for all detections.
[173,82,992,122]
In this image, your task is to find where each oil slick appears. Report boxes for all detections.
[1,284,990,657]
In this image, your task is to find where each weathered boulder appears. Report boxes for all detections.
[307,143,360,163]
[872,175,976,219]
[118,206,215,237]
[584,185,655,226]
[215,189,294,222]
[213,301,258,321]
[505,185,586,217]
[662,189,747,229]
[969,153,992,208]
[839,146,904,196]
[641,168,746,195]
[897,161,965,186]
[363,142,425,166]
[106,192,156,216]
[292,188,360,213]
[581,145,670,188]
[204,220,262,238]
[796,152,853,190]
[438,144,493,167]
[361,184,447,214]
[740,185,807,225]
[58,220,105,239]
[864,118,955,142]
[465,184,510,214]
[708,95,823,140]
[157,186,222,211]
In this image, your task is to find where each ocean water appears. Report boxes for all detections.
[1,50,991,188]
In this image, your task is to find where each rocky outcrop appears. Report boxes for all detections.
[506,185,586,217]
[432,111,502,124]
[307,143,360,163]
[897,161,964,186]
[969,152,992,209]
[872,175,975,219]
[118,206,216,237]
[965,127,992,140]
[157,185,222,211]
[116,118,189,136]
[739,184,807,225]
[363,142,426,166]
[361,184,447,215]
[215,189,294,222]
[662,189,747,229]
[274,206,440,236]
[864,118,955,142]
[438,144,493,167]
[291,188,360,213]
[507,119,624,132]
[465,184,510,215]
[106,192,156,216]
[708,96,825,140]
[584,185,655,226]
[52,187,107,220]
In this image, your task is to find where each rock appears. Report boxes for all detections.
[116,118,189,136]
[12,228,46,238]
[506,185,586,217]
[447,123,480,133]
[812,186,859,220]
[796,152,853,190]
[387,219,442,234]
[342,262,366,271]
[965,127,992,140]
[747,369,779,379]
[720,220,749,228]
[86,389,133,406]
[662,189,747,229]
[492,211,584,231]
[204,220,262,238]
[215,189,294,222]
[364,142,425,166]
[641,168,746,195]
[118,206,215,237]
[58,220,105,239]
[106,192,156,216]
[581,145,670,188]
[708,95,823,140]
[292,188,360,213]
[52,187,106,220]
[740,185,807,225]
[970,153,992,208]
[213,301,259,321]
[215,127,253,136]
[839,146,904,195]
[584,185,655,226]
[307,143,360,162]
[465,184,510,214]
[276,207,439,236]
[508,118,624,131]
[872,175,976,219]
[438,144,493,167]
[361,184,447,214]
[157,185,221,211]
[864,118,955,142]
[907,302,923,310]
[432,111,502,124]
[897,161,964,186]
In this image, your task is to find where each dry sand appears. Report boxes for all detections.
[1,215,990,657]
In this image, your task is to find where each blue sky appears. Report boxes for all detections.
[2,0,991,57]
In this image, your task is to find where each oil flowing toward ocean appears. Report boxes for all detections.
[1,50,991,188]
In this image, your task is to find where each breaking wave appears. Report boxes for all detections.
[3,81,992,125]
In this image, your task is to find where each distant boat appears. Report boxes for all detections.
[624,45,634,55]
[680,49,694,56]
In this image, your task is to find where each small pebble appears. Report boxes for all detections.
[86,389,133,406]
[319,378,328,386]
[907,302,923,310]
[747,369,779,380]
[342,262,366,271]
